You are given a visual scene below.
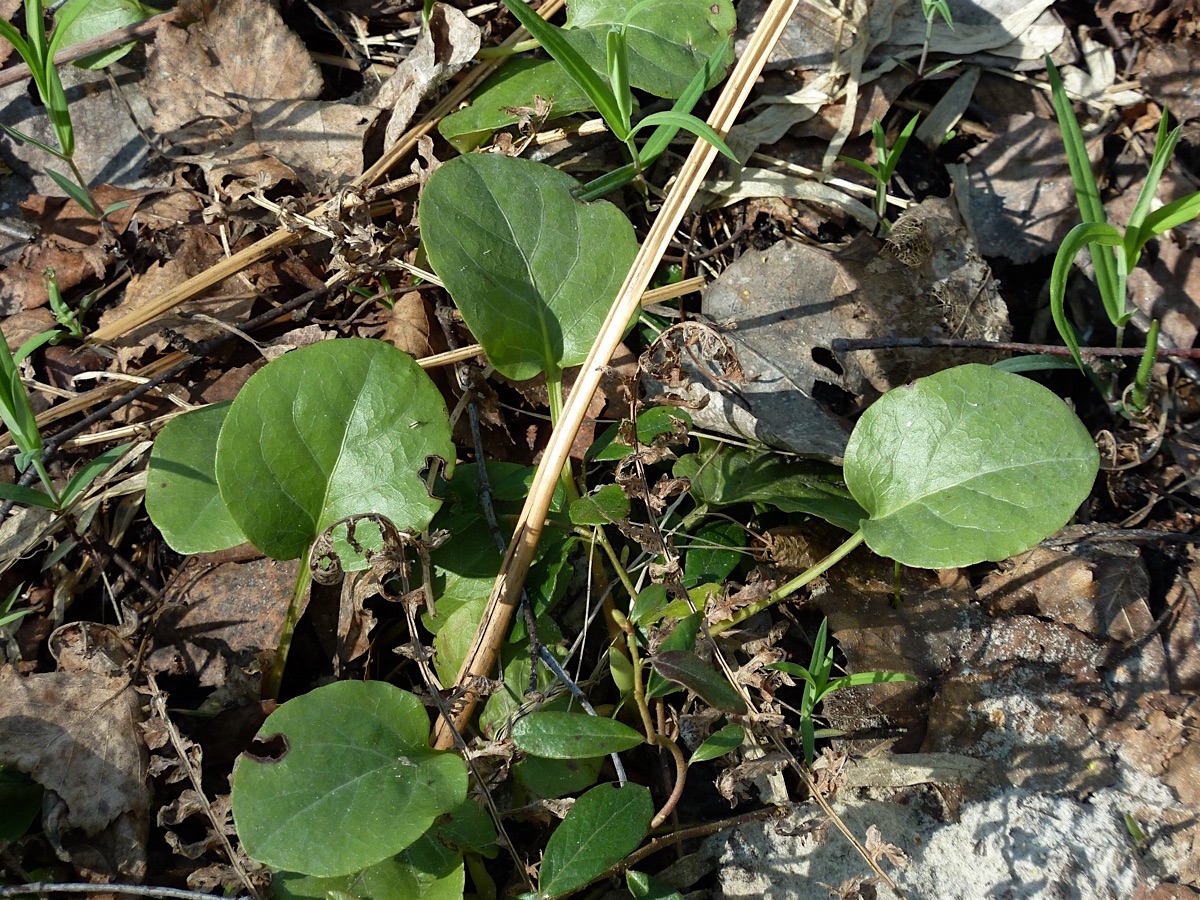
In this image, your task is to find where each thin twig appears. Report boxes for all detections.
[0,884,251,900]
[830,335,1200,358]
[145,673,261,900]
[0,10,179,91]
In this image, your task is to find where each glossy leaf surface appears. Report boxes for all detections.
[538,783,653,898]
[512,711,644,758]
[844,364,1098,568]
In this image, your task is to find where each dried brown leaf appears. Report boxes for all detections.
[0,666,150,833]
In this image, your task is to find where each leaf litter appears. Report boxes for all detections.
[0,0,1198,896]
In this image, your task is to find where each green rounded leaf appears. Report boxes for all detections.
[421,154,637,381]
[231,681,467,878]
[569,483,630,526]
[215,339,453,560]
[438,59,596,152]
[844,364,1099,569]
[538,782,653,898]
[146,403,247,554]
[55,0,153,69]
[515,755,604,799]
[512,711,644,758]
[563,0,735,98]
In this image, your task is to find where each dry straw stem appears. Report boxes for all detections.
[88,0,566,345]
[432,0,803,749]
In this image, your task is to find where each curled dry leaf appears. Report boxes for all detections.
[378,4,482,150]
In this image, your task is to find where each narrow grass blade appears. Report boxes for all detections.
[607,28,632,134]
[879,114,919,181]
[500,0,626,140]
[629,111,736,161]
[1138,191,1200,241]
[1050,220,1123,370]
[838,157,882,179]
[576,36,731,200]
[44,168,98,216]
[0,124,66,161]
[1126,115,1178,235]
[0,19,33,62]
[14,330,60,366]
[59,441,133,508]
[41,62,74,157]
[1130,318,1159,411]
[824,671,918,693]
[1046,57,1121,312]
[0,483,59,511]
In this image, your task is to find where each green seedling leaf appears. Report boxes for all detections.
[0,123,68,160]
[627,870,684,900]
[276,848,463,900]
[628,110,736,161]
[433,599,486,686]
[215,339,453,560]
[0,330,46,463]
[59,440,132,508]
[675,446,866,532]
[991,355,1081,374]
[1047,57,1122,319]
[689,723,744,764]
[630,583,669,626]
[563,0,735,98]
[512,710,644,758]
[516,754,605,799]
[0,482,59,510]
[569,483,630,526]
[589,405,692,461]
[683,519,745,587]
[650,650,747,713]
[421,154,637,382]
[499,0,627,139]
[231,681,467,877]
[43,168,98,217]
[54,0,153,69]
[1050,221,1125,370]
[1137,191,1200,241]
[823,670,918,693]
[538,782,653,899]
[0,766,42,841]
[843,364,1099,568]
[438,59,596,152]
[480,620,566,739]
[1126,115,1178,236]
[607,27,633,133]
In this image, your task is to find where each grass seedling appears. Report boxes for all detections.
[499,0,738,199]
[0,329,59,505]
[839,114,919,225]
[0,584,32,630]
[1047,57,1200,407]
[918,0,954,76]
[768,618,916,764]
[0,0,126,220]
[44,267,95,339]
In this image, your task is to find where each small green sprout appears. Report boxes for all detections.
[0,584,32,630]
[1047,57,1200,408]
[499,0,738,199]
[918,0,954,76]
[768,617,917,764]
[839,114,920,224]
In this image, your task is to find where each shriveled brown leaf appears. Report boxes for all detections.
[144,0,374,193]
[0,666,150,834]
[384,290,439,358]
[377,3,481,150]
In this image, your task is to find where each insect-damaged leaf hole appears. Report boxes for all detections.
[246,732,288,764]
